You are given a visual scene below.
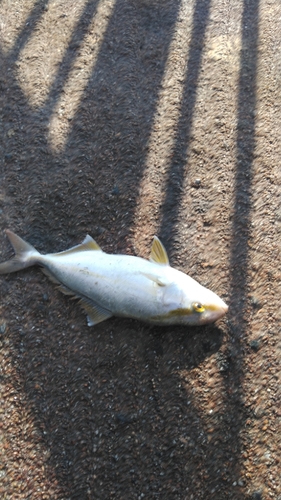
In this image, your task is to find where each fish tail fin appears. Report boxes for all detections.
[0,229,40,274]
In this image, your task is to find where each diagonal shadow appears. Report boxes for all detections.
[41,0,100,116]
[230,0,259,319]
[159,0,212,250]
[7,0,51,62]
[217,0,260,495]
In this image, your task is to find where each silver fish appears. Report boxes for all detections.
[0,230,228,326]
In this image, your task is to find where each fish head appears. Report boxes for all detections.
[188,291,229,325]
[159,275,228,325]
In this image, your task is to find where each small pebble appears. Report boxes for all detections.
[115,413,134,424]
[0,321,7,334]
[4,153,13,161]
[94,226,106,236]
[249,339,261,352]
[250,296,263,309]
[191,178,201,188]
[252,491,263,500]
[253,405,265,419]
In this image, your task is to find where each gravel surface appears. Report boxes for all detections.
[0,0,280,499]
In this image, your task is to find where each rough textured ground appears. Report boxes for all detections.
[0,0,280,499]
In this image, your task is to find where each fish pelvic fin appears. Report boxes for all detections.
[0,230,40,274]
[78,297,113,326]
[149,236,169,266]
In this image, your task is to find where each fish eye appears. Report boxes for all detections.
[193,302,205,313]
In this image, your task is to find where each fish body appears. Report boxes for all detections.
[0,230,228,326]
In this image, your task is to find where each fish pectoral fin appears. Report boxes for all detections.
[78,298,113,326]
[149,236,169,266]
[142,272,168,287]
[54,235,102,257]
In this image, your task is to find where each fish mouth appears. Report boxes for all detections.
[219,301,228,315]
[200,301,228,324]
[211,301,228,321]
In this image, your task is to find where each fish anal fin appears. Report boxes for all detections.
[42,267,61,285]
[149,236,169,266]
[78,298,112,326]
[54,235,102,258]
[57,284,76,297]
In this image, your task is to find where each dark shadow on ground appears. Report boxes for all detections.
[159,0,212,249]
[217,1,260,498]
[41,0,100,119]
[8,0,51,61]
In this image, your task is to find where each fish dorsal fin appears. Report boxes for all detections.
[149,236,169,266]
[78,297,112,326]
[54,235,102,257]
[81,234,101,250]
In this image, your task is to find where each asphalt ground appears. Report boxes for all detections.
[0,1,280,499]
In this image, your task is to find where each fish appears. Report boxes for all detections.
[0,230,228,326]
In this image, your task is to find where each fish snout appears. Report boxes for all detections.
[221,300,228,314]
[215,299,228,320]
[204,299,228,324]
